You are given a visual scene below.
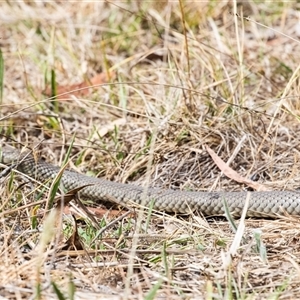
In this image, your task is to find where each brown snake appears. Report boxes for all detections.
[1,145,300,218]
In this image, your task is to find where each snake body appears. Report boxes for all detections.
[2,146,300,218]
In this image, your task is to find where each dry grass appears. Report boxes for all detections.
[1,1,300,299]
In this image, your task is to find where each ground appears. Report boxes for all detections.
[1,1,300,299]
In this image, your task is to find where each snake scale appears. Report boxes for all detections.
[1,145,300,218]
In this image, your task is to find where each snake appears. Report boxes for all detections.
[1,145,300,218]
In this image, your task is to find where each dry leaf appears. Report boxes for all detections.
[43,71,116,100]
[206,145,269,191]
[61,215,84,251]
[96,118,127,137]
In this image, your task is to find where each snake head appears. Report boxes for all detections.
[0,144,29,164]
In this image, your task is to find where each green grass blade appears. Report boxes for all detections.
[254,229,268,262]
[223,198,238,232]
[144,278,163,300]
[51,68,58,112]
[51,281,67,300]
[145,198,155,232]
[68,275,76,300]
[47,135,76,209]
